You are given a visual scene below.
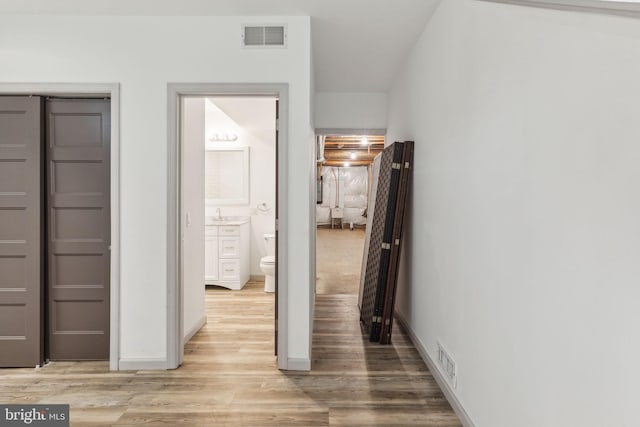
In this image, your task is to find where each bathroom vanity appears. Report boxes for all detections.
[205,217,250,290]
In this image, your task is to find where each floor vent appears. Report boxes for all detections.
[242,25,286,47]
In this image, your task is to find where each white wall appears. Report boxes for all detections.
[182,98,206,341]
[0,15,313,367]
[314,92,387,130]
[388,1,640,426]
[205,97,276,277]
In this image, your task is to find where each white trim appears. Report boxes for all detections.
[394,311,477,427]
[286,358,311,371]
[0,82,121,371]
[118,358,168,371]
[309,145,317,367]
[276,89,290,370]
[109,86,121,372]
[184,315,207,344]
[476,0,640,17]
[167,83,289,371]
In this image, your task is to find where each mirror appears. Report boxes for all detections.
[205,147,250,205]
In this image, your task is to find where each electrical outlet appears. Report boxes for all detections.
[437,341,457,388]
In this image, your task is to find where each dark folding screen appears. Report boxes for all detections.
[359,141,414,344]
[360,144,397,337]
[379,141,414,344]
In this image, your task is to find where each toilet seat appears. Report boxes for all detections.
[261,256,276,264]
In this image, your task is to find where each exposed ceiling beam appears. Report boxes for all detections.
[320,134,383,167]
[323,136,385,156]
[323,150,381,161]
[323,160,372,167]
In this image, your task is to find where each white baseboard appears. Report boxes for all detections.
[118,357,168,371]
[394,311,476,427]
[184,315,207,343]
[285,357,311,371]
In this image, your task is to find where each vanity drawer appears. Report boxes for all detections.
[219,259,240,281]
[218,225,240,236]
[218,237,240,258]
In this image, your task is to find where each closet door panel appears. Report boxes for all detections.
[0,96,43,367]
[47,99,110,360]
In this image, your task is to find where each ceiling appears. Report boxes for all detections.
[0,0,441,92]
[207,97,276,133]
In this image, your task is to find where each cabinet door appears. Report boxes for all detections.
[205,235,218,281]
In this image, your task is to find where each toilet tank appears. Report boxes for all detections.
[264,233,276,257]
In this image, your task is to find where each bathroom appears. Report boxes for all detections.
[181,95,277,343]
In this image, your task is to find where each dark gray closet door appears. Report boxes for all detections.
[0,96,43,367]
[46,99,110,360]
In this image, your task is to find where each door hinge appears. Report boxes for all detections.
[275,118,280,132]
[275,219,278,231]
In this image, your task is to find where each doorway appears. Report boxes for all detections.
[314,133,384,308]
[167,84,289,370]
[0,95,113,367]
[181,95,277,355]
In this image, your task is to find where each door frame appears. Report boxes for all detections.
[167,83,289,370]
[0,82,121,370]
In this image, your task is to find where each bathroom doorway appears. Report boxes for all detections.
[169,84,288,370]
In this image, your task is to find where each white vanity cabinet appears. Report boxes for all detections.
[205,220,250,290]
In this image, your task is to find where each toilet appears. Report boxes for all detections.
[260,233,276,293]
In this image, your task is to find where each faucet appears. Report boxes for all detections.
[215,207,222,220]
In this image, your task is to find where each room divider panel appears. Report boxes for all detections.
[359,141,414,344]
[379,141,413,344]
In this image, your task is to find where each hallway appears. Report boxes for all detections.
[312,227,462,425]
[0,230,460,425]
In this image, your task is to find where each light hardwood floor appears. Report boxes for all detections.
[0,229,461,426]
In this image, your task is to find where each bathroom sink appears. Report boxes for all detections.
[205,216,250,226]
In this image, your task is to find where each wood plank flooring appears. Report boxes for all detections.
[0,229,461,426]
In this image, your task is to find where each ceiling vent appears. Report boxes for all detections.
[242,25,286,48]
